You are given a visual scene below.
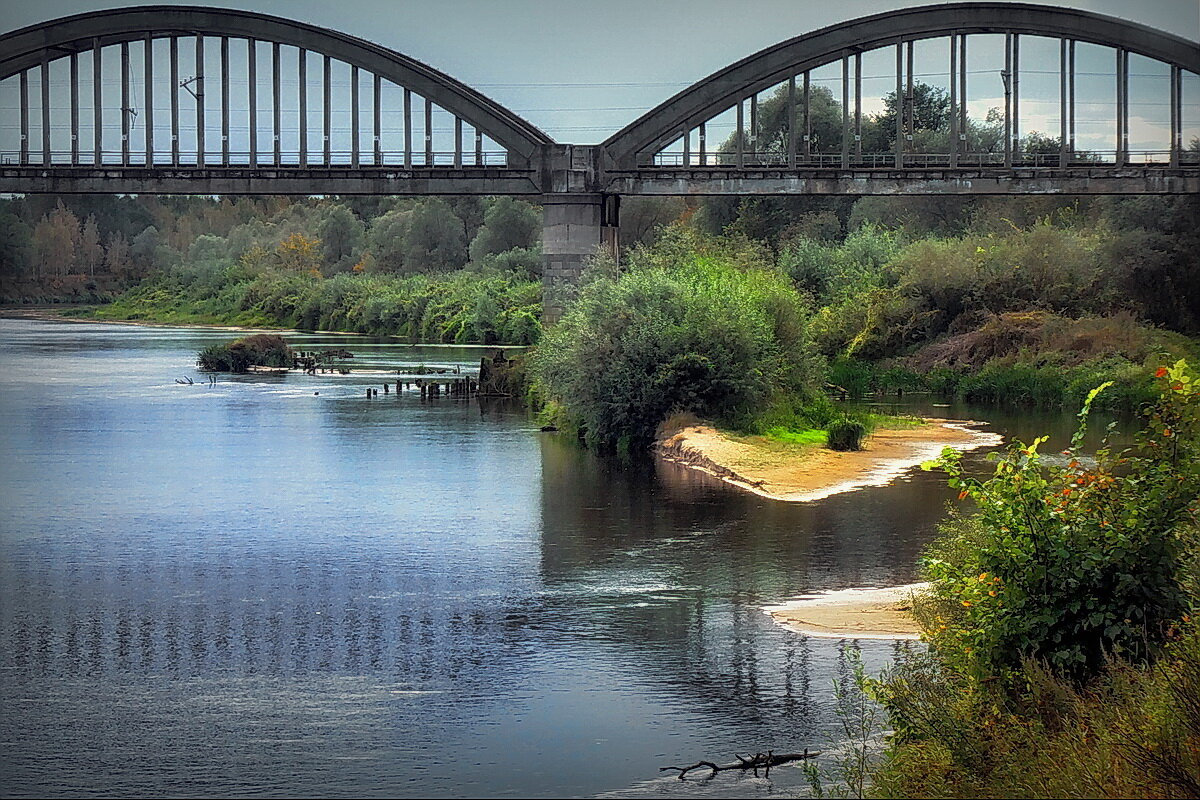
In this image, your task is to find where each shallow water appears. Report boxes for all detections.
[0,319,1099,798]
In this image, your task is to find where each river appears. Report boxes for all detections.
[0,319,1114,798]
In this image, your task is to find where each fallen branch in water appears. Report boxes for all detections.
[660,749,820,780]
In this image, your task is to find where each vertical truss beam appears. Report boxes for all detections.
[220,36,229,166]
[854,51,862,163]
[454,115,463,168]
[248,40,257,168]
[19,69,28,165]
[1176,63,1185,167]
[70,52,79,164]
[1012,34,1020,161]
[1059,38,1068,167]
[735,99,744,168]
[298,47,307,166]
[373,73,381,165]
[803,72,811,161]
[144,34,154,166]
[323,54,331,165]
[93,39,102,165]
[120,43,129,166]
[196,35,204,167]
[895,40,903,168]
[950,32,959,168]
[171,37,179,166]
[403,87,412,167]
[787,75,797,168]
[42,53,52,165]
[272,42,280,166]
[351,65,360,168]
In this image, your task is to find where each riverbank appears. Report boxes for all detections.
[0,306,300,334]
[656,419,1002,503]
[765,584,927,640]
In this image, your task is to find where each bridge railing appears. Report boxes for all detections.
[0,150,512,168]
[648,150,1197,169]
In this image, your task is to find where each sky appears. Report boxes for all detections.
[2,0,1197,157]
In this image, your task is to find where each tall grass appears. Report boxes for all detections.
[89,267,542,344]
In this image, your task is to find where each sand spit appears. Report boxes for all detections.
[765,583,930,640]
[656,420,1002,503]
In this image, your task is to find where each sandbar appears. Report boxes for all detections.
[656,419,1002,503]
[765,584,929,640]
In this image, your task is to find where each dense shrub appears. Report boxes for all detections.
[825,416,869,451]
[864,362,1200,798]
[98,267,542,345]
[197,333,292,372]
[919,362,1199,682]
[531,228,821,449]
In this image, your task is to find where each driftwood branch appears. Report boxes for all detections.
[660,748,820,780]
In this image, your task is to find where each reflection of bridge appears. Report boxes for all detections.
[2,3,1198,313]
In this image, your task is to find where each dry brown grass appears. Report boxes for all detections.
[909,311,1151,372]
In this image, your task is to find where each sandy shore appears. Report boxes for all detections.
[765,583,928,640]
[656,419,1002,503]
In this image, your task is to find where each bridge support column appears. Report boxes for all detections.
[541,194,618,325]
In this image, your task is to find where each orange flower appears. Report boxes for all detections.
[1155,366,1168,378]
[958,490,968,500]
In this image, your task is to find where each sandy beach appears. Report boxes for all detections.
[656,419,1002,503]
[765,584,928,640]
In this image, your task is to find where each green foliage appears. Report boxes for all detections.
[468,197,540,262]
[197,333,293,372]
[871,623,1200,798]
[531,227,820,449]
[919,363,1199,682]
[826,416,869,451]
[402,198,466,272]
[316,204,364,269]
[97,265,542,345]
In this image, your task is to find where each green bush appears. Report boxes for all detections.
[826,416,869,451]
[919,362,1199,683]
[531,228,821,449]
[197,333,292,372]
[98,263,542,345]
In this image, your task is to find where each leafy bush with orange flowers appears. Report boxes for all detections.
[918,360,1199,683]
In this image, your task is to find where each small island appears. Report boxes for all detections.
[657,419,1002,503]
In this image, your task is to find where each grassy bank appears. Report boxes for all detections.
[78,267,542,345]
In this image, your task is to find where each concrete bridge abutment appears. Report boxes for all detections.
[540,145,620,324]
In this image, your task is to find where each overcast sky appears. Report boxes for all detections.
[3,0,1197,152]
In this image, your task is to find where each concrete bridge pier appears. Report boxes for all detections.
[541,193,619,324]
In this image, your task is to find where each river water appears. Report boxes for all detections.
[0,319,1108,798]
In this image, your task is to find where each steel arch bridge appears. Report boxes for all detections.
[1,2,1198,316]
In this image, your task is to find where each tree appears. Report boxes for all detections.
[366,209,412,272]
[103,231,132,276]
[130,226,162,272]
[468,197,540,261]
[78,215,103,277]
[402,198,467,272]
[0,211,33,278]
[316,204,364,269]
[32,202,79,278]
[861,83,951,152]
[274,233,322,274]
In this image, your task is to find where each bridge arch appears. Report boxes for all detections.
[0,5,552,168]
[602,2,1200,169]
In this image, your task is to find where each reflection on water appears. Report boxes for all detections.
[0,319,1083,798]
